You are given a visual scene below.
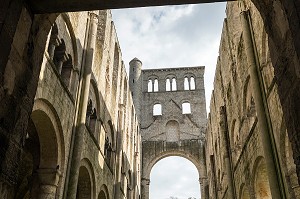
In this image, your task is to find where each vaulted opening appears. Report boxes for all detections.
[150,156,201,199]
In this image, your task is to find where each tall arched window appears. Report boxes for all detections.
[182,102,191,114]
[184,77,190,90]
[53,39,67,74]
[166,78,171,91]
[153,104,162,116]
[148,80,153,92]
[172,78,177,91]
[190,77,195,90]
[154,79,159,92]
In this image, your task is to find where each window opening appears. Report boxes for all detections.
[148,80,153,92]
[153,104,162,116]
[172,78,177,91]
[182,102,191,114]
[190,77,195,90]
[154,79,158,92]
[166,78,171,91]
[184,77,190,90]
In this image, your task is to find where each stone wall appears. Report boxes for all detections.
[10,10,142,199]
[206,1,300,198]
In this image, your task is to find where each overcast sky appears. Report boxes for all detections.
[112,3,226,198]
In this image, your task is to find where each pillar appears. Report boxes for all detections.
[219,106,236,199]
[141,178,150,199]
[65,11,98,198]
[241,10,286,199]
[48,35,60,60]
[37,169,61,199]
[129,58,142,120]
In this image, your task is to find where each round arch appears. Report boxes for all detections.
[252,156,271,199]
[98,184,109,199]
[146,152,203,179]
[76,158,96,199]
[148,155,202,199]
[31,98,65,169]
[239,184,251,199]
[15,98,65,198]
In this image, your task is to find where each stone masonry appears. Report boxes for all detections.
[129,62,208,199]
[0,0,300,198]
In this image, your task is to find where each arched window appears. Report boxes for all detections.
[153,104,162,116]
[154,79,158,92]
[182,102,191,114]
[172,78,177,91]
[48,23,59,60]
[53,39,67,74]
[166,78,171,91]
[148,80,153,92]
[254,158,271,199]
[61,54,73,87]
[190,77,195,90]
[184,77,190,90]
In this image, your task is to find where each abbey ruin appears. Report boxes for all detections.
[1,0,300,198]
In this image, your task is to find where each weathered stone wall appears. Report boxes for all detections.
[206,1,300,198]
[10,10,142,199]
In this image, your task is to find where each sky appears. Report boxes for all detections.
[111,3,226,198]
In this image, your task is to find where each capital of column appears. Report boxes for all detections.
[38,168,61,186]
[141,178,150,186]
[199,177,208,185]
[88,12,99,21]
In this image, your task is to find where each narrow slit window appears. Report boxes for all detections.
[148,80,153,92]
[184,77,190,90]
[172,78,177,91]
[153,104,162,116]
[182,102,191,114]
[154,79,159,92]
[190,77,195,90]
[166,78,171,91]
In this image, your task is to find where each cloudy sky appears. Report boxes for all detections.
[112,3,226,198]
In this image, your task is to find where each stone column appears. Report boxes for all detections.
[66,12,98,198]
[48,35,60,60]
[141,178,150,199]
[219,106,236,199]
[158,78,165,92]
[114,108,125,199]
[199,177,209,199]
[56,51,68,74]
[241,10,286,199]
[37,169,61,199]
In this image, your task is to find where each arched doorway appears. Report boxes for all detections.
[76,166,92,199]
[240,185,250,199]
[254,158,271,199]
[149,156,201,199]
[15,100,63,199]
[98,184,109,199]
[98,190,107,199]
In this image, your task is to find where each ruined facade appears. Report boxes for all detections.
[11,10,142,199]
[129,64,207,199]
[206,1,300,199]
[1,0,300,198]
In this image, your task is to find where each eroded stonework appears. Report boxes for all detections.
[0,0,300,198]
[129,65,208,198]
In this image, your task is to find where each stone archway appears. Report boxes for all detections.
[0,0,300,198]
[142,140,207,199]
[253,157,271,199]
[98,184,109,199]
[76,166,92,199]
[15,99,64,199]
